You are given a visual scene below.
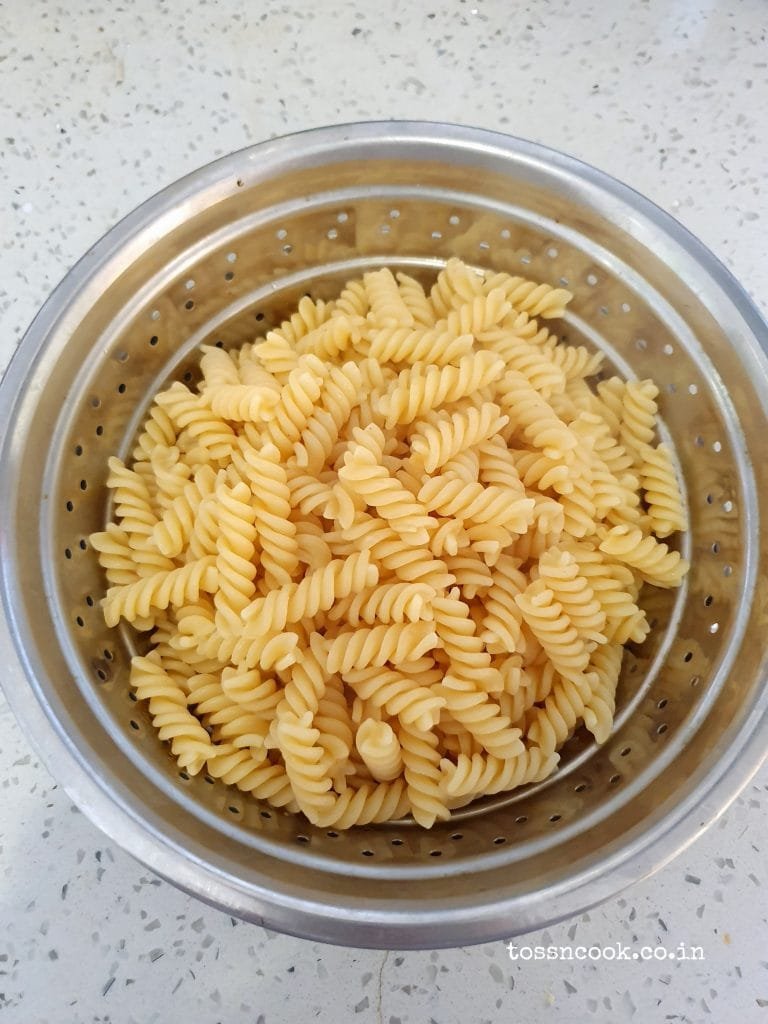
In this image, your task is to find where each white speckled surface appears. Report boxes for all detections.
[1,1,767,1021]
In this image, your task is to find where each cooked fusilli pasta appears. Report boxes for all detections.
[92,258,688,830]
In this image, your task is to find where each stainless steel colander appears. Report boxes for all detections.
[1,122,767,950]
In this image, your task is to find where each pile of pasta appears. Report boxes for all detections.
[91,258,689,830]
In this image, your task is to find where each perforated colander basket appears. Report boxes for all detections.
[1,122,767,949]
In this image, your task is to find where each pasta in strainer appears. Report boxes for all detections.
[91,258,688,828]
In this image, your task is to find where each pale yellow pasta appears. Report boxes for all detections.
[354,719,403,782]
[155,382,237,461]
[271,295,334,345]
[103,556,218,627]
[318,621,439,675]
[598,524,689,588]
[482,269,573,319]
[440,745,558,801]
[90,523,142,586]
[537,547,607,646]
[212,480,258,635]
[514,579,591,684]
[92,258,688,830]
[329,581,435,626]
[131,653,217,775]
[274,710,336,823]
[410,402,509,474]
[152,464,217,558]
[295,314,365,361]
[364,267,415,328]
[399,721,450,827]
[396,271,438,327]
[430,257,485,318]
[344,663,445,731]
[378,351,505,427]
[637,442,688,537]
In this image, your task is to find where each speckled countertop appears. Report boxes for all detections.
[1,1,767,1022]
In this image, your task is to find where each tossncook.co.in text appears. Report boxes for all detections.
[506,942,705,962]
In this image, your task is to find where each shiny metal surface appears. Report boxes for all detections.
[1,121,767,949]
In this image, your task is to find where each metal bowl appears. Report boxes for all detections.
[1,122,767,949]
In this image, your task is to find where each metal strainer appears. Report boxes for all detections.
[1,122,767,950]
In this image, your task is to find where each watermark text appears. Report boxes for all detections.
[506,942,705,962]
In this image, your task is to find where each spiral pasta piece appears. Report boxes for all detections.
[364,267,415,328]
[326,514,456,590]
[482,270,573,319]
[410,402,509,474]
[436,286,511,336]
[152,464,217,558]
[378,351,505,427]
[343,664,445,731]
[509,447,574,496]
[271,296,334,345]
[90,523,141,586]
[209,381,282,423]
[562,542,649,644]
[106,456,160,543]
[440,745,558,800]
[638,442,688,537]
[103,556,218,627]
[476,437,527,495]
[238,552,376,642]
[537,547,607,645]
[200,345,240,389]
[436,674,524,761]
[294,519,333,568]
[418,472,535,531]
[487,334,567,399]
[433,591,502,692]
[514,579,590,684]
[293,361,363,472]
[598,524,688,588]
[444,552,493,597]
[274,710,336,822]
[313,778,410,829]
[295,315,365,361]
[205,748,296,807]
[367,324,474,366]
[429,257,485,318]
[329,581,435,626]
[496,369,578,460]
[264,356,327,457]
[526,671,597,754]
[132,403,177,463]
[187,673,276,752]
[399,722,450,827]
[354,719,403,782]
[131,653,217,774]
[155,382,237,461]
[545,341,604,381]
[240,442,298,587]
[318,621,438,675]
[396,271,435,326]
[581,643,623,744]
[251,331,299,378]
[212,480,258,634]
[338,427,435,541]
[619,379,659,460]
[479,555,528,654]
[333,278,370,319]
[495,656,543,723]
[220,664,281,712]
